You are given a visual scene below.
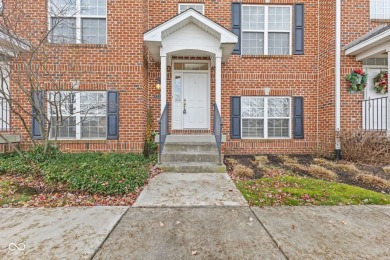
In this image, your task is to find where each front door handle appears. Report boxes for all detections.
[183,98,187,114]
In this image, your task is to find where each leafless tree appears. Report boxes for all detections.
[0,0,103,155]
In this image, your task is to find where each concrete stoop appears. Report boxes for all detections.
[159,135,226,173]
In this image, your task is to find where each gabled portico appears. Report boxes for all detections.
[144,9,238,119]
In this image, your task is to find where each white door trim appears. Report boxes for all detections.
[171,61,210,130]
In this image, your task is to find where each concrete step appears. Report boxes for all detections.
[159,162,227,173]
[161,151,220,163]
[165,134,216,143]
[163,143,218,153]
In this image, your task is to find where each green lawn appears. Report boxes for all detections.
[236,174,390,206]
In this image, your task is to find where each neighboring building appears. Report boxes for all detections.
[0,1,389,161]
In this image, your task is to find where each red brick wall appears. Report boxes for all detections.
[3,0,148,153]
[147,0,324,155]
[3,0,388,155]
[340,0,389,131]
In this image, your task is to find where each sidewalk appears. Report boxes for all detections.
[1,172,389,259]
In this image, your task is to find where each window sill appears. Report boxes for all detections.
[47,43,108,49]
[239,55,294,59]
[370,19,390,23]
[49,139,107,143]
[240,138,293,142]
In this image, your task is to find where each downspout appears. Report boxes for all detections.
[335,0,342,160]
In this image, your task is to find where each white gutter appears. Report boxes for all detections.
[335,0,342,157]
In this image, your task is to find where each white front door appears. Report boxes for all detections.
[363,68,387,130]
[172,72,209,129]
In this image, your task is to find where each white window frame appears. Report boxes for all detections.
[48,0,107,44]
[370,0,390,20]
[47,91,107,140]
[241,5,292,55]
[241,96,292,139]
[178,3,204,14]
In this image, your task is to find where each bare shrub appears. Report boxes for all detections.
[338,130,390,164]
[234,165,254,179]
[307,165,337,181]
[356,174,390,190]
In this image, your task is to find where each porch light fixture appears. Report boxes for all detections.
[156,77,161,91]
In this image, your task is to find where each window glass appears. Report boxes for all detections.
[268,33,289,55]
[174,63,209,70]
[242,119,264,138]
[82,18,106,44]
[174,76,182,102]
[49,91,107,139]
[51,18,77,44]
[241,97,290,138]
[242,32,264,55]
[242,5,291,55]
[49,0,77,16]
[242,6,265,30]
[81,0,107,16]
[370,0,390,19]
[268,7,290,30]
[50,0,107,44]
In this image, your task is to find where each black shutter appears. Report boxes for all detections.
[293,97,304,139]
[231,96,241,139]
[32,91,44,140]
[294,4,305,55]
[107,91,119,140]
[231,3,241,54]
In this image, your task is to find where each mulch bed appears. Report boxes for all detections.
[225,154,390,194]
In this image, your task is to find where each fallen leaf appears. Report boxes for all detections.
[176,221,181,224]
[341,221,348,225]
[249,217,253,222]
[159,222,164,227]
[292,224,296,229]
[192,250,198,256]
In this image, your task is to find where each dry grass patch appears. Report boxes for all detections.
[356,174,390,190]
[307,165,337,181]
[313,158,358,173]
[225,158,239,167]
[234,165,254,179]
[278,155,307,171]
[254,156,269,165]
[253,156,270,170]
[383,166,390,173]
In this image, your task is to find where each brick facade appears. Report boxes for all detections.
[1,0,389,155]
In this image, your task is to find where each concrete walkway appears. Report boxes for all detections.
[1,172,390,259]
[134,172,247,207]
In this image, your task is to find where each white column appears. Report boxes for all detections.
[215,56,222,111]
[387,51,390,138]
[160,55,167,114]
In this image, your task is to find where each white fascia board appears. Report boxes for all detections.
[345,30,390,56]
